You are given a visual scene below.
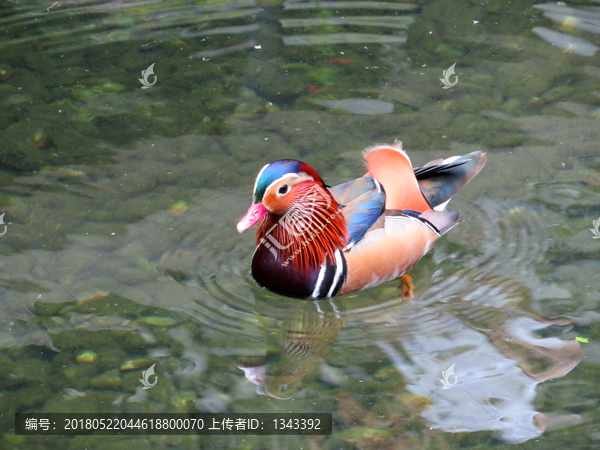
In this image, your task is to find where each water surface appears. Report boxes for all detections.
[1,0,600,448]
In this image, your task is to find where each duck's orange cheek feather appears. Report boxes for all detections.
[263,192,293,214]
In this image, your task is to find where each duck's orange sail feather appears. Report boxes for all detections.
[363,141,431,213]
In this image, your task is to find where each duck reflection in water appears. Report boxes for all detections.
[238,300,344,399]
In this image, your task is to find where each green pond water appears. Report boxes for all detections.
[0,0,600,448]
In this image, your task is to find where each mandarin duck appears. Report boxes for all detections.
[237,141,486,300]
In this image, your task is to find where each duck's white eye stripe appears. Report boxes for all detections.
[264,173,301,194]
[253,164,269,197]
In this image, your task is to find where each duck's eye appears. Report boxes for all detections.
[277,184,289,196]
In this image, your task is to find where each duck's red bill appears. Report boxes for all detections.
[237,202,268,233]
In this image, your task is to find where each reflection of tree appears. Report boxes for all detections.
[374,306,582,444]
[490,316,582,383]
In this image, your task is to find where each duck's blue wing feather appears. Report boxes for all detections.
[329,176,386,247]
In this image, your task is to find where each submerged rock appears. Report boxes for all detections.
[120,358,153,371]
[0,66,13,81]
[137,316,178,327]
[330,426,389,446]
[90,369,122,390]
[75,351,97,363]
[309,98,394,115]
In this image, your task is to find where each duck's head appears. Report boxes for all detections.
[237,159,325,233]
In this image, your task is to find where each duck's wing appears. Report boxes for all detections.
[329,176,385,247]
[363,141,432,212]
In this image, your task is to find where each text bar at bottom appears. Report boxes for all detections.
[15,413,332,435]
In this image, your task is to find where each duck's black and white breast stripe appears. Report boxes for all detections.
[310,249,347,299]
[251,244,347,300]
